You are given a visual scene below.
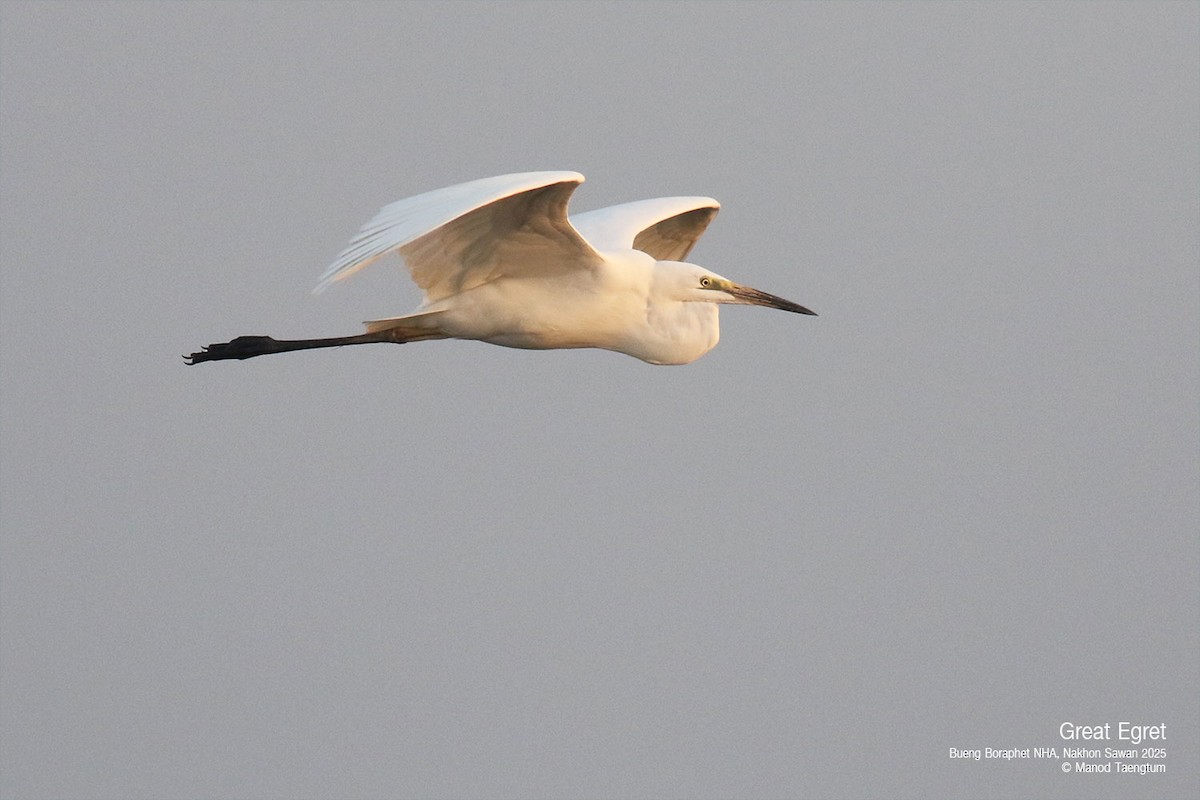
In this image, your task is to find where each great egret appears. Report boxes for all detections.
[185,171,815,366]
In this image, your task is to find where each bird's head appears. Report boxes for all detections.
[667,262,817,316]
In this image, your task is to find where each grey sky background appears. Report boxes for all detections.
[1,2,1197,799]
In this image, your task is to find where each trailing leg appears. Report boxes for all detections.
[186,330,410,364]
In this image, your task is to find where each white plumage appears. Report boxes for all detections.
[187,171,814,366]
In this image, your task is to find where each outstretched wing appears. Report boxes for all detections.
[315,171,603,302]
[569,196,720,262]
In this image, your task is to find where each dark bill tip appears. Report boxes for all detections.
[728,284,817,316]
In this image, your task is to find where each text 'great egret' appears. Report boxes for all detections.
[185,171,816,366]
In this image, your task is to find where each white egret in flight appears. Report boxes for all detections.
[185,171,815,366]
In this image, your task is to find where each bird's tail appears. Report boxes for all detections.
[362,309,448,335]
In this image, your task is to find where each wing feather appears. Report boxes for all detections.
[315,171,601,301]
[570,197,719,261]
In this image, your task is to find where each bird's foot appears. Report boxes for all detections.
[184,335,279,364]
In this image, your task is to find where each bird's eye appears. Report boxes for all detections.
[700,277,713,288]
